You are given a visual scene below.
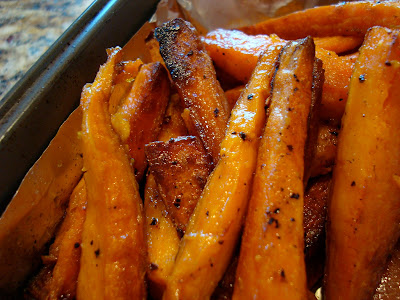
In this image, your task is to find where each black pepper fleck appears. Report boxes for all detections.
[385,61,392,66]
[94,249,100,257]
[287,145,293,151]
[239,132,246,140]
[290,193,300,199]
[149,263,159,270]
[150,217,158,226]
[247,93,254,100]
[187,50,193,56]
[351,181,356,186]
[74,243,80,249]
[359,74,366,83]
[214,107,220,118]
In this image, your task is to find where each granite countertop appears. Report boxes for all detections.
[0,0,94,101]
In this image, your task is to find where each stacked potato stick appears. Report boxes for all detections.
[0,0,399,299]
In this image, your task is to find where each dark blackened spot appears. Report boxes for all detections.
[114,206,117,209]
[280,269,286,278]
[287,107,293,112]
[247,93,254,100]
[214,107,220,118]
[351,181,356,187]
[150,263,159,271]
[339,98,343,101]
[293,74,299,82]
[206,211,209,216]
[222,52,226,56]
[293,87,298,92]
[239,132,246,140]
[330,131,339,136]
[210,263,214,267]
[90,240,94,246]
[94,249,100,257]
[34,240,37,244]
[203,75,207,79]
[268,217,280,228]
[231,131,237,135]
[274,208,280,214]
[290,218,295,222]
[172,160,178,165]
[280,187,284,192]
[74,242,80,249]
[287,145,293,151]
[150,217,158,226]
[218,240,224,244]
[290,193,300,199]
[385,61,392,66]
[359,74,366,83]
[187,50,193,56]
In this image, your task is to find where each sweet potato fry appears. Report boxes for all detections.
[233,37,315,299]
[77,47,146,299]
[111,61,170,180]
[325,27,400,300]
[203,28,356,120]
[155,18,230,165]
[146,136,212,232]
[224,85,245,110]
[144,174,180,299]
[26,178,87,299]
[240,1,400,38]
[0,107,83,294]
[163,45,282,300]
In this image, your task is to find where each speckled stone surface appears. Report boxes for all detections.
[0,0,94,101]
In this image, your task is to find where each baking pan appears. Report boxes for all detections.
[0,0,159,212]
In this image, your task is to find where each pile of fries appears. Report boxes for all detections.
[1,0,400,299]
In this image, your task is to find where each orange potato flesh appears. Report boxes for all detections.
[224,85,245,111]
[163,45,282,300]
[155,18,230,165]
[203,28,356,120]
[314,36,363,54]
[111,61,170,181]
[108,58,144,115]
[233,37,314,300]
[240,1,400,38]
[0,107,83,295]
[77,47,146,299]
[325,27,400,300]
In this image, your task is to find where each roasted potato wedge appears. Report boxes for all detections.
[155,18,230,165]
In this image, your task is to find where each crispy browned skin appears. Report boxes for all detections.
[309,120,339,178]
[211,255,239,300]
[304,58,324,184]
[155,18,230,165]
[325,27,400,300]
[0,108,83,295]
[26,178,87,299]
[374,240,400,299]
[163,45,282,300]
[146,136,212,232]
[233,37,315,300]
[203,28,356,120]
[240,1,400,38]
[77,48,146,299]
[304,175,331,289]
[111,62,170,180]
